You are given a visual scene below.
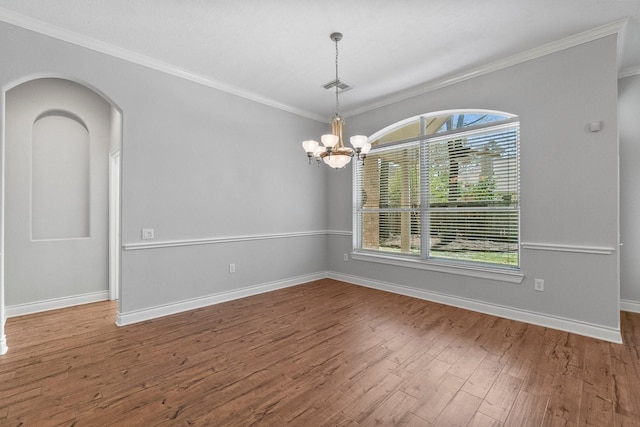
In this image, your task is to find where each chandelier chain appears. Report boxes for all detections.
[334,36,340,117]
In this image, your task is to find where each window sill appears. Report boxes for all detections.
[350,251,524,284]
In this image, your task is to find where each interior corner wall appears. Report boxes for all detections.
[619,73,640,308]
[328,35,620,335]
[0,21,328,321]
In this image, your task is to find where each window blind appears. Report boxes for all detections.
[427,123,519,266]
[355,115,520,268]
[355,142,422,255]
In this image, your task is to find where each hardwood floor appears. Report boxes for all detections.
[1,278,639,426]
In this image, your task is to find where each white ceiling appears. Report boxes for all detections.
[1,0,639,121]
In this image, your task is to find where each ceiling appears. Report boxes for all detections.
[1,0,639,122]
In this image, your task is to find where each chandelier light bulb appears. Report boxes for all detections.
[302,140,319,153]
[324,154,352,169]
[321,134,339,148]
[350,135,368,149]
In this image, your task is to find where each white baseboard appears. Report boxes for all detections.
[0,334,7,355]
[10,271,620,344]
[328,272,623,344]
[116,272,328,326]
[621,299,640,314]
[5,290,109,318]
[3,272,627,352]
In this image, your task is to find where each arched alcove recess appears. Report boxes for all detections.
[0,77,122,355]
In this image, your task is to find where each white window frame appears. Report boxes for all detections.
[352,110,523,283]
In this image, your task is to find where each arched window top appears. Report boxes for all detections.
[370,109,517,148]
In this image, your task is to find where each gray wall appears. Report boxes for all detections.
[329,36,621,331]
[0,21,328,322]
[620,73,640,306]
[5,78,111,305]
[0,19,628,344]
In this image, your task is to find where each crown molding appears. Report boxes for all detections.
[0,8,629,122]
[343,18,629,118]
[0,7,326,122]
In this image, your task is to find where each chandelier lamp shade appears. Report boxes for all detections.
[302,32,371,168]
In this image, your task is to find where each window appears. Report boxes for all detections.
[354,110,520,270]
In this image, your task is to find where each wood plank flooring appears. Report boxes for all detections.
[1,278,639,426]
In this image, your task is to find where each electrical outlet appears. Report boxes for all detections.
[141,228,155,240]
[229,263,236,274]
[344,253,349,261]
[534,278,544,292]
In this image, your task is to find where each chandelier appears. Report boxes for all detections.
[302,32,371,168]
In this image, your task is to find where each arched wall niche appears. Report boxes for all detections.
[0,76,123,356]
[32,110,91,240]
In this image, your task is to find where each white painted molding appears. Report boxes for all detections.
[619,64,640,79]
[122,230,329,251]
[521,242,616,255]
[328,272,623,343]
[0,7,325,122]
[0,8,628,121]
[326,230,353,236]
[116,272,327,326]
[344,19,628,118]
[5,290,109,318]
[0,317,7,354]
[332,232,523,284]
[621,299,640,314]
[351,252,524,284]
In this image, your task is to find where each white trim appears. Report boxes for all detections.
[521,242,616,255]
[0,7,325,123]
[116,272,327,326]
[329,272,622,343]
[122,230,328,251]
[619,65,640,79]
[108,148,121,301]
[327,230,352,236]
[5,290,109,318]
[0,8,628,121]
[351,252,524,284]
[0,315,6,354]
[621,299,640,314]
[344,19,628,118]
